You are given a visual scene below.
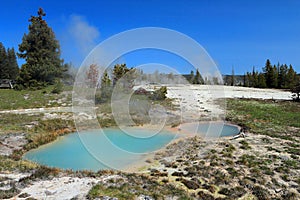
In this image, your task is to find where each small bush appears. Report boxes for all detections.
[51,80,63,94]
[150,86,167,100]
[0,186,20,199]
[252,185,270,200]
[239,140,251,150]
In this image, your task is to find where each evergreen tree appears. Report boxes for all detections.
[96,70,112,103]
[0,42,8,79]
[252,67,259,87]
[230,66,235,86]
[272,64,278,88]
[6,48,19,80]
[112,63,135,91]
[17,8,63,88]
[287,65,297,89]
[278,64,288,88]
[263,59,272,87]
[194,69,204,84]
[263,59,278,88]
[245,72,252,87]
[212,77,219,85]
[243,73,247,87]
[101,70,111,86]
[112,63,130,86]
[257,73,267,88]
[189,70,194,84]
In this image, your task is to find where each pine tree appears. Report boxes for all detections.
[278,64,288,88]
[245,72,252,87]
[96,70,112,103]
[263,59,278,88]
[6,48,19,80]
[263,59,272,87]
[0,42,8,79]
[257,73,267,88]
[112,63,130,86]
[112,63,135,91]
[287,65,297,89]
[189,70,194,84]
[243,73,247,87]
[230,66,235,86]
[272,65,278,88]
[252,67,259,87]
[194,69,204,84]
[101,70,111,86]
[17,8,63,88]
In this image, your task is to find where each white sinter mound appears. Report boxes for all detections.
[165,85,291,120]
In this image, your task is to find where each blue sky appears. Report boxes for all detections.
[1,0,300,74]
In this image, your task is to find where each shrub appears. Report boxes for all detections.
[150,86,167,100]
[51,80,63,94]
[97,86,113,104]
[252,185,270,200]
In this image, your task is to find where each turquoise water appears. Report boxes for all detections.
[23,128,176,171]
[180,122,240,137]
[23,123,239,171]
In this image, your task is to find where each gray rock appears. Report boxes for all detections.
[0,144,13,156]
[279,155,289,161]
[45,190,56,196]
[137,195,154,200]
[289,181,299,188]
[0,133,28,156]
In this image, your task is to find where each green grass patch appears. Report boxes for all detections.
[87,184,136,200]
[0,113,42,133]
[0,85,72,110]
[226,99,300,140]
[0,155,38,172]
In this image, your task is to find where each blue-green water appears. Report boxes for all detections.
[180,122,240,137]
[23,128,176,171]
[23,124,239,171]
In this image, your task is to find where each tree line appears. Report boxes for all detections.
[244,59,298,89]
[0,43,19,80]
[1,7,299,100]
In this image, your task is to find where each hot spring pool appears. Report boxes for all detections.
[23,123,239,171]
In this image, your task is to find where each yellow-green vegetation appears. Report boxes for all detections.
[87,173,193,200]
[0,113,42,133]
[0,155,38,172]
[87,184,136,199]
[25,118,75,150]
[0,113,75,171]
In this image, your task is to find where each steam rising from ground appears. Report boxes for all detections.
[68,15,100,55]
[59,14,100,67]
